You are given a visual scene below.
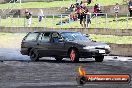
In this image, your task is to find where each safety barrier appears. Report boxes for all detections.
[0,13,131,29]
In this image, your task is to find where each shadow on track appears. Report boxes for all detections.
[37,59,95,63]
[0,57,95,63]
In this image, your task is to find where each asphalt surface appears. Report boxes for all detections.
[0,48,132,88]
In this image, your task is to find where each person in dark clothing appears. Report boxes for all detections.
[128,0,132,17]
[83,7,91,27]
[79,4,86,27]
[79,6,89,27]
[93,3,103,16]
[79,10,85,27]
[94,4,98,13]
[96,4,101,13]
[94,4,101,13]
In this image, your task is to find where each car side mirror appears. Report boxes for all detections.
[83,34,89,37]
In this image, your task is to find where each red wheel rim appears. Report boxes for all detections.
[70,50,75,61]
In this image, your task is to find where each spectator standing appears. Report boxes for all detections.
[128,0,132,17]
[96,4,101,13]
[79,3,86,27]
[85,12,91,27]
[94,4,101,13]
[25,9,32,27]
[79,5,89,27]
[113,3,120,20]
[38,9,44,23]
[83,7,91,27]
[93,3,103,16]
[94,4,98,13]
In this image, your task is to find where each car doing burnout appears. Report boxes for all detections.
[21,31,110,62]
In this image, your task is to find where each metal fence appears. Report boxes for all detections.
[0,13,131,29]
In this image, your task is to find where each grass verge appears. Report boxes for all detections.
[0,0,125,9]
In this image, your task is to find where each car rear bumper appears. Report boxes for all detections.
[79,49,110,58]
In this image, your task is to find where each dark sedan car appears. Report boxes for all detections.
[21,30,110,62]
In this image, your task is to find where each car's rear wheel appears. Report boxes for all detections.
[29,49,39,62]
[55,57,63,62]
[95,55,104,62]
[69,49,79,62]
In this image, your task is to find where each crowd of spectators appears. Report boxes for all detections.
[68,1,102,27]
[67,0,132,27]
[24,0,132,27]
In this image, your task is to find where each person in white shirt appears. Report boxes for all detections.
[113,3,120,20]
[25,9,32,27]
[38,9,44,22]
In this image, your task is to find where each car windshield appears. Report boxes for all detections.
[61,32,91,41]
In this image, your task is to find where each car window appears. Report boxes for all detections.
[38,32,51,42]
[61,32,90,41]
[25,33,39,41]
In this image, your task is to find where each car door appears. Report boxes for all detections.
[50,32,66,57]
[37,32,52,57]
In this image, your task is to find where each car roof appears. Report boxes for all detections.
[33,30,79,34]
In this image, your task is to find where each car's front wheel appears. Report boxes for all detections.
[95,55,104,62]
[69,49,79,62]
[29,49,39,62]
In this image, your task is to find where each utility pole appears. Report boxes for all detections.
[14,0,15,4]
[19,0,22,9]
[20,0,21,4]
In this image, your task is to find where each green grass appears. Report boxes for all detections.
[90,0,125,6]
[0,16,132,29]
[0,0,125,9]
[0,1,75,9]
[90,34,132,44]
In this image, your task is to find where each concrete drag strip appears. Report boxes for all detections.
[0,82,130,88]
[0,48,30,61]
